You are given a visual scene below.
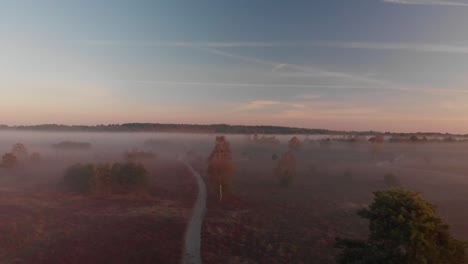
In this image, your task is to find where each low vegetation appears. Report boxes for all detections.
[63,162,150,194]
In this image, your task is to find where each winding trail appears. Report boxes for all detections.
[182,162,207,264]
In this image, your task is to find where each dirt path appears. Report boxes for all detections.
[182,162,207,264]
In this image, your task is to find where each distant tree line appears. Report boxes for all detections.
[0,123,331,135]
[1,123,467,138]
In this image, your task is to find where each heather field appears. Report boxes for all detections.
[2,132,468,263]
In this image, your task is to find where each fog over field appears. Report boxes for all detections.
[2,131,468,236]
[2,131,468,262]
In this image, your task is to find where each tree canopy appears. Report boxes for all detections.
[336,189,467,264]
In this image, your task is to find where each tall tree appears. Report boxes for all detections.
[207,136,234,201]
[336,189,467,264]
[275,151,296,187]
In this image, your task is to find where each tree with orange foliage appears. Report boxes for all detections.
[288,136,301,151]
[207,136,234,202]
[275,151,296,187]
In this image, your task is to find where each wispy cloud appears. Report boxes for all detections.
[382,0,468,7]
[235,100,306,113]
[295,94,321,100]
[317,41,468,54]
[84,39,468,55]
[203,48,392,87]
[119,80,365,89]
[82,40,297,48]
[119,80,468,94]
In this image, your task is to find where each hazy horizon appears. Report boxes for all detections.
[3,0,468,133]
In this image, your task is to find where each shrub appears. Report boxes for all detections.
[2,153,18,168]
[384,173,401,188]
[63,164,95,193]
[335,189,467,264]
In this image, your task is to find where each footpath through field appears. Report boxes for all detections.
[182,162,207,264]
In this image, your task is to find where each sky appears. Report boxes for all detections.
[2,0,468,133]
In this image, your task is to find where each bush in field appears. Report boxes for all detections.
[109,162,149,193]
[2,153,18,168]
[91,163,113,195]
[63,164,95,193]
[124,149,157,162]
[11,143,28,161]
[335,189,467,264]
[29,152,41,163]
[207,136,234,201]
[275,151,296,187]
[53,141,92,150]
[288,136,301,151]
[384,173,401,188]
[65,162,150,194]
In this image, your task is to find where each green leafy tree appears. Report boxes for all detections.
[335,189,467,264]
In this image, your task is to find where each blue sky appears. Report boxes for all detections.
[2,0,468,132]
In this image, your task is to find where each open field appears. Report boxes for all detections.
[199,139,468,263]
[0,131,198,264]
[2,132,468,263]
